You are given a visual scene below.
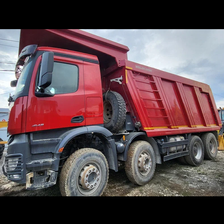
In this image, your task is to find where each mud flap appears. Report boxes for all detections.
[218,135,224,150]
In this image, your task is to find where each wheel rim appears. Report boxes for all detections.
[103,101,113,124]
[78,163,102,195]
[209,138,216,155]
[138,151,152,175]
[193,142,202,160]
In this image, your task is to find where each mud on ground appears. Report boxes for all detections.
[1,151,224,196]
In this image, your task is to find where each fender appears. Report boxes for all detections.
[118,132,162,164]
[55,125,118,171]
[118,132,146,161]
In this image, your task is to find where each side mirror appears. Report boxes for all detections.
[39,52,54,88]
[10,80,17,87]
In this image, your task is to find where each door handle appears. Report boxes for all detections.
[71,116,84,123]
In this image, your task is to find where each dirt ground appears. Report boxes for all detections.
[1,150,224,196]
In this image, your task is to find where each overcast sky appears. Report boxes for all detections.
[0,29,224,109]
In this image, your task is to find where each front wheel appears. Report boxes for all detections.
[0,138,5,160]
[125,141,156,185]
[59,148,109,196]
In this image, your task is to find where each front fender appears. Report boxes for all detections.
[56,126,89,152]
[56,126,113,151]
[55,126,118,171]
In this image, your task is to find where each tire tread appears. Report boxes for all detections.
[59,148,109,196]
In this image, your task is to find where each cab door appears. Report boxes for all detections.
[26,53,86,133]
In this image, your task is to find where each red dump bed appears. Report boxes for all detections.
[103,59,222,137]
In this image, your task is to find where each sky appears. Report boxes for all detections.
[0,29,224,109]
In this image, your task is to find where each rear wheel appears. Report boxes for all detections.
[125,141,156,185]
[185,135,204,166]
[201,133,218,160]
[59,148,109,196]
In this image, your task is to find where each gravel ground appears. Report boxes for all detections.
[1,151,224,196]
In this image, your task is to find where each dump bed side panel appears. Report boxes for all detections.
[113,60,221,137]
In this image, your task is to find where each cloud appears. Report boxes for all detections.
[121,29,224,108]
[0,70,15,108]
[140,30,210,70]
[0,29,19,108]
[0,29,224,110]
[215,99,224,109]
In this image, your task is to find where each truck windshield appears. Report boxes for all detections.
[14,57,32,96]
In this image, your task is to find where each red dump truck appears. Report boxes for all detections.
[3,29,222,196]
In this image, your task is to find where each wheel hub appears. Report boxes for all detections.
[138,152,151,174]
[193,142,202,160]
[79,165,101,190]
[209,139,216,155]
[103,101,112,124]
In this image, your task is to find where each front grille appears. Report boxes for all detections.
[5,154,23,180]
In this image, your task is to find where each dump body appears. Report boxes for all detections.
[103,59,221,136]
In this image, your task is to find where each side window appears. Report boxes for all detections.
[46,61,79,95]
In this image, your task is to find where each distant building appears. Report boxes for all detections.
[0,108,9,146]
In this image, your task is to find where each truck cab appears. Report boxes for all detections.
[5,43,115,188]
[9,45,104,135]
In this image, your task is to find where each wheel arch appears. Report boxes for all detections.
[121,132,162,164]
[55,126,118,171]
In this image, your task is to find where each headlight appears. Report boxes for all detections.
[5,154,23,181]
[7,157,19,172]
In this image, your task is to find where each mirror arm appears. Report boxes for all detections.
[35,88,54,97]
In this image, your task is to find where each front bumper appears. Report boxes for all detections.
[3,134,60,190]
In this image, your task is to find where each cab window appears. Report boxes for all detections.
[45,61,79,95]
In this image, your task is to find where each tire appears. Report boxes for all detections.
[103,91,126,133]
[201,133,218,160]
[125,141,156,185]
[59,148,109,196]
[185,135,204,166]
[177,156,188,165]
[0,138,5,160]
